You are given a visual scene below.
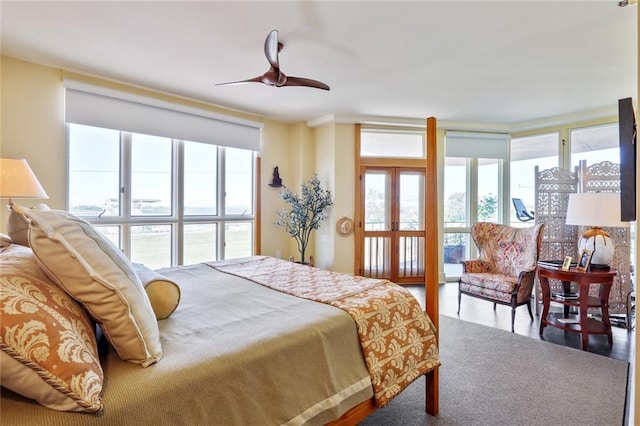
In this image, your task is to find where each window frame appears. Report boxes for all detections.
[66,123,256,267]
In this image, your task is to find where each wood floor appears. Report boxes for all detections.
[407,282,636,363]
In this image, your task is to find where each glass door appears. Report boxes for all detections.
[361,167,425,284]
[362,169,392,279]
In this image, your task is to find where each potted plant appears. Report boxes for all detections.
[275,174,333,264]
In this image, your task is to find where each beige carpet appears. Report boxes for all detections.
[362,315,629,425]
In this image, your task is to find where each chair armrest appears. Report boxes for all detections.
[513,268,537,302]
[460,259,490,273]
[516,267,538,282]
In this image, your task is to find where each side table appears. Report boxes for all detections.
[537,264,617,351]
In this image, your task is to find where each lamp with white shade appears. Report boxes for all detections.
[565,192,629,271]
[0,157,49,205]
[1,157,49,242]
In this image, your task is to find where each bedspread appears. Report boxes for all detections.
[1,262,373,426]
[210,256,440,407]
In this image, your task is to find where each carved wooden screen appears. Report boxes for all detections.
[534,166,579,312]
[580,160,631,314]
[534,161,632,316]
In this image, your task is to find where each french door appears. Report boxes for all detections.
[358,167,426,284]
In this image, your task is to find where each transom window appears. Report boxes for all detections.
[360,128,425,158]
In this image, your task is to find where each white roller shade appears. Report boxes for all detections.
[65,82,262,152]
[445,131,509,159]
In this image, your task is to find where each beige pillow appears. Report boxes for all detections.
[133,263,181,320]
[11,204,162,367]
[6,204,51,247]
[0,244,103,412]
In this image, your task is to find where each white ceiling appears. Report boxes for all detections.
[1,1,637,126]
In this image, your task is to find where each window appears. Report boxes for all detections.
[478,158,500,223]
[443,131,509,280]
[131,134,172,216]
[64,82,261,268]
[443,157,468,229]
[68,125,120,216]
[68,123,256,268]
[570,123,619,169]
[184,141,217,216]
[360,128,425,158]
[509,132,560,227]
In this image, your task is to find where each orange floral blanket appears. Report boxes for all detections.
[210,256,439,407]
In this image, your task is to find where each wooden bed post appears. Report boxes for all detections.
[255,156,261,255]
[317,119,440,426]
[425,116,439,416]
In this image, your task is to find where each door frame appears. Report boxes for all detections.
[353,136,428,281]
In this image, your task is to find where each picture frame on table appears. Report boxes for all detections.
[562,255,573,271]
[576,249,592,272]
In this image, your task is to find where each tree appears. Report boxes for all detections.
[478,193,498,221]
[445,192,466,224]
[275,175,333,264]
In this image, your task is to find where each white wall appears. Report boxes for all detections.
[313,123,336,270]
[1,57,66,228]
[330,124,356,274]
[259,119,295,258]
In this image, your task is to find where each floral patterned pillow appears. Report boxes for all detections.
[0,244,103,412]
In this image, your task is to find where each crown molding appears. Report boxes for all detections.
[306,105,620,133]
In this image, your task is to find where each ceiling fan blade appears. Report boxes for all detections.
[215,75,265,86]
[217,29,328,91]
[217,66,284,87]
[264,29,280,69]
[282,76,330,91]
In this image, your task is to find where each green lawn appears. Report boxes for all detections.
[131,225,252,269]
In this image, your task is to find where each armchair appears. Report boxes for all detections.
[457,222,545,332]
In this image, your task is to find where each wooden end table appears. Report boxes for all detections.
[537,264,617,351]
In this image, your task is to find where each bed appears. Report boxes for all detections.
[0,205,440,425]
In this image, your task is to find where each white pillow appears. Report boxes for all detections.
[11,204,162,367]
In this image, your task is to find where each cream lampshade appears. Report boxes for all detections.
[565,192,628,270]
[0,157,49,204]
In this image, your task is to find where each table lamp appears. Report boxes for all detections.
[1,157,49,240]
[0,157,49,205]
[565,192,628,271]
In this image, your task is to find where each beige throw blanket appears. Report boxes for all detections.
[210,256,440,407]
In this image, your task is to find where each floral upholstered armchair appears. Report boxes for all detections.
[457,222,545,332]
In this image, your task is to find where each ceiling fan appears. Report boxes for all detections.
[216,29,330,91]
